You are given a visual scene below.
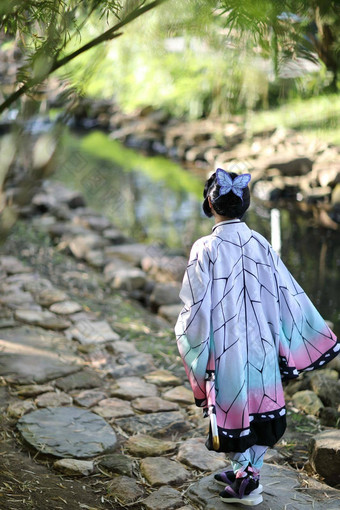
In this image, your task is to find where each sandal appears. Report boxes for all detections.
[214,469,263,494]
[219,466,263,506]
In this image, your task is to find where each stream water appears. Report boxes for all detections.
[54,128,340,332]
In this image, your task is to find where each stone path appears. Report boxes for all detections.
[0,181,339,509]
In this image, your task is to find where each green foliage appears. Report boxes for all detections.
[0,0,168,113]
[60,129,203,197]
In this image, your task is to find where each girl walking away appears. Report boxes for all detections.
[175,169,339,506]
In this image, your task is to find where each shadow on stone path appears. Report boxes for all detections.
[0,180,339,509]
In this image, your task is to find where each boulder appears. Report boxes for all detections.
[158,304,182,325]
[309,429,340,486]
[291,390,323,416]
[141,255,187,283]
[104,243,151,266]
[111,268,147,291]
[149,282,181,310]
[266,157,313,176]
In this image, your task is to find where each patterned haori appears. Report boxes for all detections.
[175,220,339,453]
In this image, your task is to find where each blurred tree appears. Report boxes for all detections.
[218,1,340,90]
[0,0,168,114]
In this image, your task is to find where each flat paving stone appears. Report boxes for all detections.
[92,398,134,419]
[107,340,139,355]
[14,309,71,330]
[0,326,82,384]
[98,453,134,477]
[187,463,340,510]
[35,391,73,408]
[142,486,183,510]
[7,399,36,419]
[144,369,181,387]
[54,458,94,476]
[125,434,177,457]
[15,383,55,397]
[163,386,194,405]
[73,389,107,408]
[177,438,226,471]
[65,319,119,344]
[132,396,179,413]
[109,353,156,378]
[55,370,102,392]
[17,406,117,458]
[107,475,144,505]
[115,411,192,438]
[140,457,190,486]
[49,300,83,315]
[110,377,158,400]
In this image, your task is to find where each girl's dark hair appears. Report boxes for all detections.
[203,171,250,219]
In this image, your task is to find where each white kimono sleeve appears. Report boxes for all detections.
[175,239,212,407]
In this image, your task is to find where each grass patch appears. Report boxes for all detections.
[249,94,340,144]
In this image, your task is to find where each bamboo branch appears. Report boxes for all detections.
[0,0,168,115]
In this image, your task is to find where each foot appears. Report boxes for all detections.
[219,471,263,506]
[214,470,263,494]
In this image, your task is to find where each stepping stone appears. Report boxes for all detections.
[7,400,36,419]
[107,476,144,505]
[54,459,94,476]
[142,486,183,510]
[35,391,73,407]
[98,454,134,477]
[109,353,156,378]
[177,438,226,471]
[115,411,192,438]
[144,369,181,387]
[35,288,69,307]
[140,457,190,486]
[110,377,158,400]
[15,384,55,397]
[14,309,71,330]
[73,389,107,408]
[187,463,340,509]
[55,370,102,392]
[17,407,117,458]
[132,396,179,413]
[65,319,119,344]
[0,326,82,384]
[93,398,134,419]
[125,434,177,457]
[163,386,194,405]
[49,300,83,315]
